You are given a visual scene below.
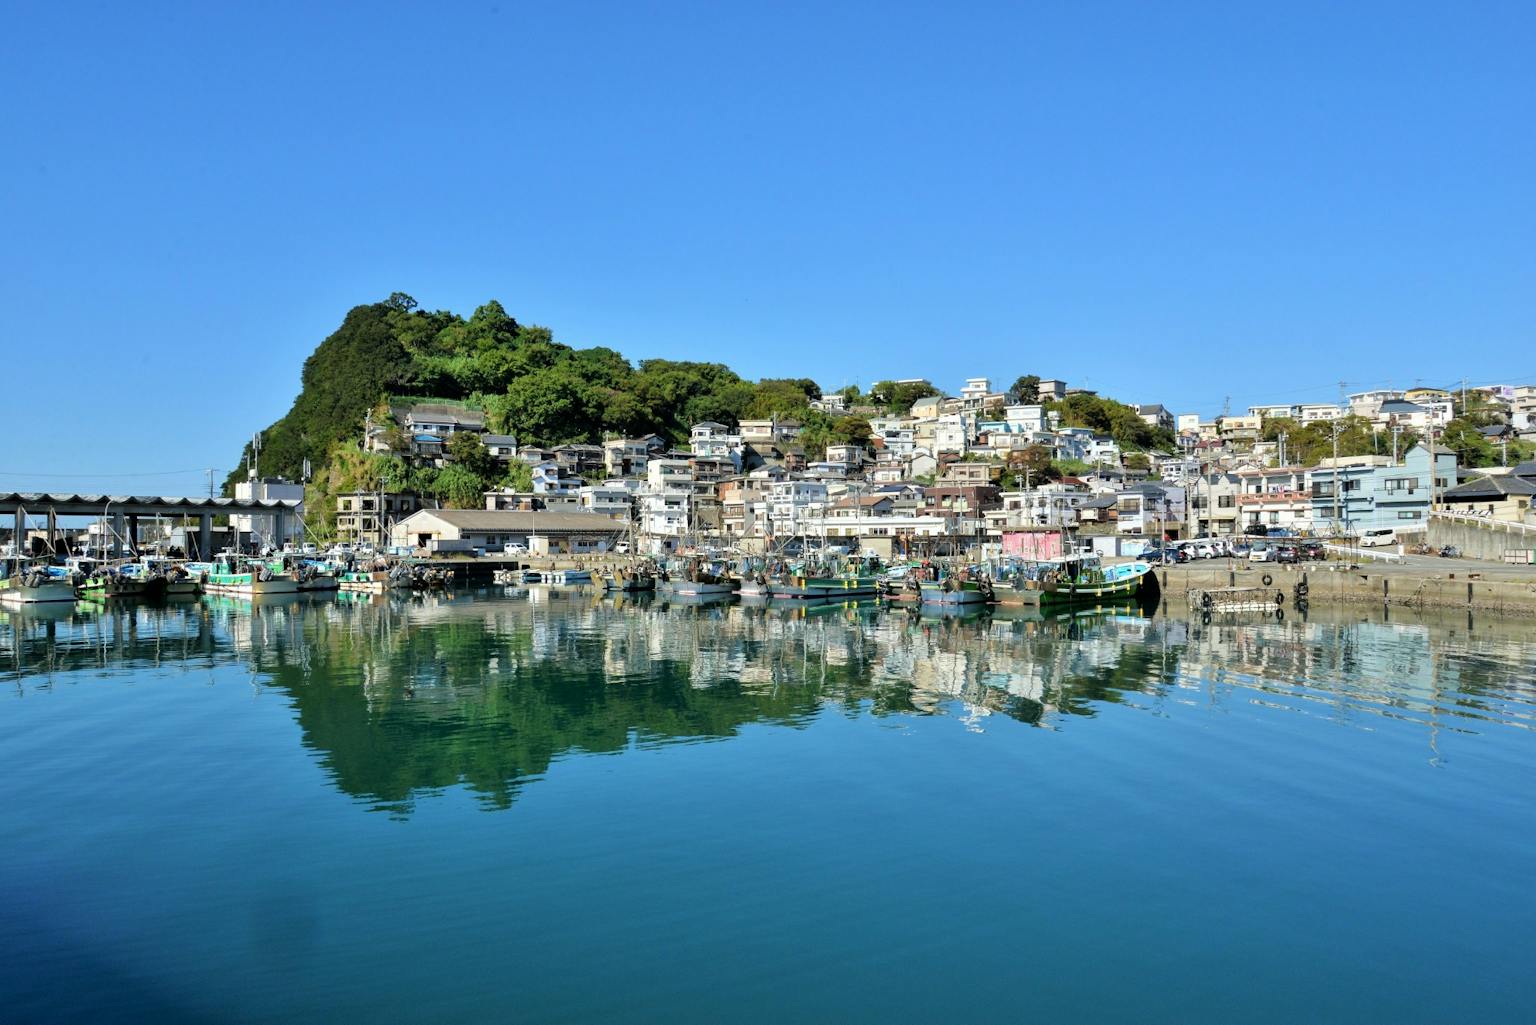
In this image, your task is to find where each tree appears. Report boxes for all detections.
[503,461,534,492]
[447,430,498,481]
[1441,419,1496,468]
[1008,375,1041,404]
[868,379,940,412]
[828,416,873,447]
[435,464,487,509]
[1005,444,1058,487]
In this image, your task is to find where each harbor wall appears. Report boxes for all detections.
[1155,563,1536,617]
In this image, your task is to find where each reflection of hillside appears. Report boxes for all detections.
[5,594,1534,815]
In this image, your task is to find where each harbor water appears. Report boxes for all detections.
[2,590,1533,1023]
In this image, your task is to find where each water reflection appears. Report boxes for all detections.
[4,591,1534,813]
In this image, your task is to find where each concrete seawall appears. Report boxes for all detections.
[1156,562,1536,617]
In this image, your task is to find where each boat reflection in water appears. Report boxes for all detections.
[4,590,1532,817]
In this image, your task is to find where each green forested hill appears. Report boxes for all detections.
[229,293,868,531]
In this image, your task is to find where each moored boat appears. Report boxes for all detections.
[0,564,78,605]
[189,555,301,596]
[995,555,1152,606]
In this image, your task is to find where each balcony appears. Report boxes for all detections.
[1238,490,1309,505]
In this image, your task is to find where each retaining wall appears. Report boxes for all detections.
[1428,515,1536,563]
[1157,563,1536,617]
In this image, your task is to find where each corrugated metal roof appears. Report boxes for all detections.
[401,509,625,532]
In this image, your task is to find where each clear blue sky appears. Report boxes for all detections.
[4,1,1533,494]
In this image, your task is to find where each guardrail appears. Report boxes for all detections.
[1322,543,1404,564]
[1433,511,1536,535]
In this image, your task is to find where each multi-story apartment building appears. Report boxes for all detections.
[1308,445,1455,534]
[1232,467,1312,533]
[767,480,828,537]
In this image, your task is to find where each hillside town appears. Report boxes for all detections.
[240,376,1536,560]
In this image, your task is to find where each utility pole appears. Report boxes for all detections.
[1391,425,1403,464]
[206,468,214,498]
[1277,431,1288,467]
[1331,421,1343,536]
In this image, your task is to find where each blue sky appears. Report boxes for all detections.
[3,1,1533,493]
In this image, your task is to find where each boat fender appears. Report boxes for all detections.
[1261,574,1273,587]
[1200,591,1213,610]
[1275,608,1285,622]
[1275,591,1285,606]
[1201,610,1212,625]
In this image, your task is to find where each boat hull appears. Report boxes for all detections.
[0,577,78,605]
[918,582,991,605]
[659,581,737,596]
[770,576,883,600]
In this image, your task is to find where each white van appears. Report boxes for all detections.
[1360,528,1398,548]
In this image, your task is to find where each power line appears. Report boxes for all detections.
[0,468,226,479]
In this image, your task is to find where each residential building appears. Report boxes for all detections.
[1135,404,1174,430]
[1308,444,1456,534]
[768,480,829,537]
[335,491,424,546]
[1037,379,1068,402]
[1232,467,1312,534]
[481,434,518,462]
[1115,483,1187,538]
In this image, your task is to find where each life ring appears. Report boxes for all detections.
[1261,574,1273,587]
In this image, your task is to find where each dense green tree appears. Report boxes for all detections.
[868,379,940,412]
[435,464,487,509]
[1008,375,1041,403]
[447,430,499,481]
[828,416,873,447]
[1441,419,1496,467]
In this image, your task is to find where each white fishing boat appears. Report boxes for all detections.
[0,563,79,605]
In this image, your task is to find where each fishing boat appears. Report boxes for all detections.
[917,564,995,606]
[141,557,202,598]
[769,571,884,600]
[544,568,593,586]
[188,554,301,596]
[995,554,1152,607]
[658,557,739,597]
[602,563,657,592]
[80,562,168,602]
[0,563,79,605]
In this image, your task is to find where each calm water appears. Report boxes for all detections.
[2,590,1534,1024]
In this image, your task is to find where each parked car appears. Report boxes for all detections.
[1439,545,1461,558]
[1301,541,1325,561]
[301,543,319,555]
[1249,543,1275,563]
[614,541,630,554]
[503,542,529,555]
[1275,545,1299,564]
[1360,528,1398,548]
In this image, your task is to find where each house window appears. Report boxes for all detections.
[1269,512,1280,524]
[1218,495,1235,508]
[1384,477,1418,494]
[1397,511,1422,520]
[1312,482,1335,498]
